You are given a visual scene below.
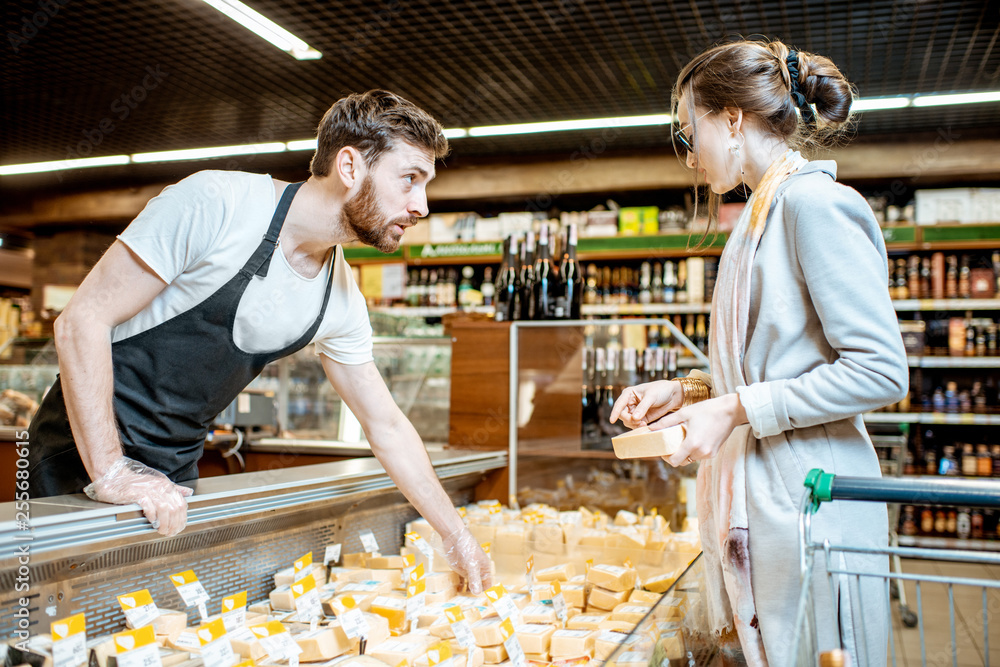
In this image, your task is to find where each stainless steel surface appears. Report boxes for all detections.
[0,449,504,639]
[248,439,448,456]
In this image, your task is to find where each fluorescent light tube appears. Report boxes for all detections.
[131,142,286,163]
[199,0,321,60]
[912,90,1000,107]
[442,128,469,139]
[0,155,130,176]
[852,96,912,111]
[467,114,672,138]
[285,139,318,151]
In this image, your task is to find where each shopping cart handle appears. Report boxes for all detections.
[804,468,1000,508]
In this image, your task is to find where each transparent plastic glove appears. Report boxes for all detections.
[83,456,193,536]
[442,527,493,595]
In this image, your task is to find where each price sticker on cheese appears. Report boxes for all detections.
[220,592,247,633]
[499,618,526,667]
[169,570,210,619]
[117,590,159,630]
[359,530,380,554]
[323,544,342,567]
[113,626,161,667]
[424,641,453,667]
[336,596,370,640]
[291,576,322,626]
[487,502,503,525]
[404,532,435,561]
[443,606,475,650]
[196,618,237,667]
[51,613,87,667]
[250,621,301,666]
[550,581,568,624]
[406,578,426,621]
[484,584,520,625]
[293,553,313,583]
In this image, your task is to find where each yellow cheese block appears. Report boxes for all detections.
[578,530,607,548]
[550,629,598,658]
[269,585,296,612]
[426,572,462,594]
[520,604,557,626]
[248,601,272,615]
[368,639,427,667]
[596,620,634,633]
[585,565,637,593]
[481,644,508,664]
[654,628,684,661]
[367,568,404,589]
[627,590,661,606]
[165,630,202,653]
[613,511,638,527]
[608,529,646,551]
[610,425,684,459]
[294,627,352,662]
[343,552,379,568]
[328,568,375,584]
[325,592,378,615]
[530,523,564,555]
[508,594,530,610]
[341,580,394,597]
[593,631,641,662]
[275,564,328,588]
[560,584,586,608]
[610,604,653,625]
[535,563,575,583]
[494,525,526,555]
[368,555,409,570]
[227,627,268,663]
[607,650,649,667]
[660,596,685,621]
[523,654,549,663]
[642,572,679,594]
[470,619,504,647]
[370,595,408,634]
[566,613,609,631]
[513,625,554,654]
[587,587,630,611]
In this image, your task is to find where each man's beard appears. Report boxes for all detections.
[342,175,417,253]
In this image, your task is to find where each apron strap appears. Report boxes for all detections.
[242,181,305,279]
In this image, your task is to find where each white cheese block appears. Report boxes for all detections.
[270,585,296,612]
[588,587,630,611]
[480,644,508,664]
[566,614,609,631]
[549,629,598,658]
[470,619,504,647]
[560,584,586,608]
[295,627,352,662]
[610,425,684,459]
[530,523,564,555]
[535,563,575,583]
[610,604,653,625]
[512,625,554,654]
[585,565,637,593]
[520,604,557,626]
[368,639,427,667]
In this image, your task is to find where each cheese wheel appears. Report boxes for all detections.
[549,629,598,658]
[585,565,637,593]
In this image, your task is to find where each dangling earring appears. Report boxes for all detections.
[730,131,747,194]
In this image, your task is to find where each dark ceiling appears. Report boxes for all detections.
[3,0,1000,195]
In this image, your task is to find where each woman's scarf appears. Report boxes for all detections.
[697,149,807,667]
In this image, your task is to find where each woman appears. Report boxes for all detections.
[610,40,907,666]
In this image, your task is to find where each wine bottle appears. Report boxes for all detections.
[531,224,555,320]
[584,264,599,305]
[481,266,495,307]
[519,231,536,320]
[494,237,520,322]
[555,223,582,319]
[638,262,652,305]
[663,261,677,304]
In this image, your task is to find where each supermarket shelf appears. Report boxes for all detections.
[907,356,1000,368]
[581,303,712,315]
[864,412,1000,425]
[369,306,493,317]
[897,535,1000,552]
[892,298,1000,311]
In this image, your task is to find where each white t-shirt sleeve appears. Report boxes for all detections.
[117,170,233,284]
[314,252,375,365]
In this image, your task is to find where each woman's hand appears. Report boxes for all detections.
[649,393,749,467]
[610,380,682,429]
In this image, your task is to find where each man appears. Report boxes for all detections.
[27,90,492,593]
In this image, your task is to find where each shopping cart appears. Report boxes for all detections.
[792,469,1000,667]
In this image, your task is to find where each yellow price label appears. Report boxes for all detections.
[294,552,313,573]
[443,606,465,624]
[484,584,507,602]
[195,618,227,646]
[113,626,156,654]
[222,591,247,613]
[51,613,86,640]
[168,570,199,586]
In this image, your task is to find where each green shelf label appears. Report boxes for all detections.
[881,226,917,243]
[343,246,404,260]
[921,225,1000,243]
[578,233,727,253]
[406,242,503,260]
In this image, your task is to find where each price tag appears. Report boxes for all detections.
[51,613,87,667]
[291,576,322,625]
[424,641,453,667]
[443,606,475,650]
[360,530,380,554]
[401,553,418,582]
[405,532,435,561]
[117,590,160,630]
[484,584,520,625]
[499,618,526,667]
[550,581,568,624]
[457,507,467,518]
[250,622,302,665]
[525,555,534,587]
[196,618,237,667]
[324,544,342,567]
[481,543,492,555]
[337,596,370,640]
[220,592,247,633]
[169,570,210,619]
[584,559,593,573]
[171,633,201,651]
[293,553,313,583]
[406,578,426,621]
[113,626,161,667]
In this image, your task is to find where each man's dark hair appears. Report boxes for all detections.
[310,89,449,177]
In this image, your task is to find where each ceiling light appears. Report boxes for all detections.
[912,90,1000,107]
[131,142,286,163]
[198,0,321,60]
[0,154,130,175]
[286,139,318,151]
[442,128,469,139]
[851,96,912,111]
[467,113,672,138]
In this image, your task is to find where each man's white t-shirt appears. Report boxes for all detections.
[114,170,374,365]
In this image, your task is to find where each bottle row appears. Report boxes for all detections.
[878,375,1000,414]
[494,223,583,321]
[899,505,1000,541]
[902,313,1000,358]
[895,437,1000,477]
[888,251,1000,300]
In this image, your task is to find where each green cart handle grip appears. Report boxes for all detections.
[803,468,835,511]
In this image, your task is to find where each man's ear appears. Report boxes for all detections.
[334,147,365,189]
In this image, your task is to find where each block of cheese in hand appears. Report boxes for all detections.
[520,604,557,626]
[513,625,554,654]
[611,425,685,459]
[294,627,352,662]
[470,619,505,647]
[566,613,609,631]
[549,629,598,658]
[480,644,508,664]
[585,564,637,593]
[588,587,631,611]
[535,563,575,583]
[610,604,653,625]
[368,638,428,667]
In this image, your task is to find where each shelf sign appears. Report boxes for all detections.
[409,242,503,259]
[51,613,87,667]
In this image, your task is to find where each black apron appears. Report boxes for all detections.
[27,182,334,497]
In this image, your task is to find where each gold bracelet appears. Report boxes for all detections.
[676,376,710,407]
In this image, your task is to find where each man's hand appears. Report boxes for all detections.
[609,380,682,428]
[442,527,493,595]
[83,457,193,536]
